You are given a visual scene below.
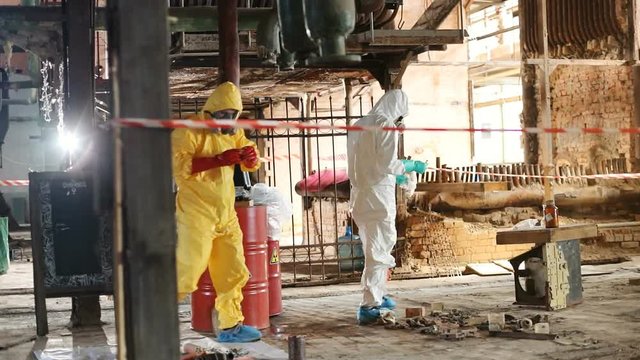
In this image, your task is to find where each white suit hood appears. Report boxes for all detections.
[368,89,409,123]
[347,89,409,189]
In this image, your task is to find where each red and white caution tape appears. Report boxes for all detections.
[0,180,29,187]
[431,167,640,180]
[262,153,348,162]
[2,167,637,188]
[115,117,640,135]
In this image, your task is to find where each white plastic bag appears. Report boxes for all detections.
[512,218,542,231]
[250,183,293,240]
[399,172,417,197]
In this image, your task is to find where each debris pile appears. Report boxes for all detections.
[382,303,556,342]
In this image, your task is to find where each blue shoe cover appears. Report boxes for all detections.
[381,296,397,310]
[217,324,262,343]
[357,306,381,325]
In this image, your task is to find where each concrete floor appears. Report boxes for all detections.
[1,259,640,359]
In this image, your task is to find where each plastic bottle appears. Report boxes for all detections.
[337,226,364,272]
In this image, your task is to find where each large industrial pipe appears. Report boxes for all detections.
[356,0,385,14]
[256,10,280,65]
[276,0,317,56]
[303,0,361,64]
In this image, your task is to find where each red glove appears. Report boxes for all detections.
[240,146,258,168]
[191,149,243,174]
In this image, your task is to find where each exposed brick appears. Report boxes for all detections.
[405,307,425,318]
[620,242,640,249]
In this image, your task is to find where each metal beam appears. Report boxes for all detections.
[109,0,180,359]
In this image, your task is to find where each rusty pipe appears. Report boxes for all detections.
[356,0,385,14]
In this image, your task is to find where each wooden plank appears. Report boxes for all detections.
[483,165,490,181]
[464,263,511,276]
[111,0,180,358]
[508,164,515,188]
[496,224,598,245]
[416,181,509,193]
[413,0,462,30]
[356,29,464,46]
[391,0,461,88]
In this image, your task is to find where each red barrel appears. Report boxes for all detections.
[236,205,270,329]
[268,238,282,316]
[191,270,216,333]
[190,205,270,332]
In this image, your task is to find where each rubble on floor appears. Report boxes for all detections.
[382,305,557,342]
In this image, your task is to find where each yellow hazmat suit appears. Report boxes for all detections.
[172,82,260,329]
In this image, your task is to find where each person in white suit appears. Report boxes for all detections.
[347,89,427,325]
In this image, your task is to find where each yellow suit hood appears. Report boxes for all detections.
[199,81,243,119]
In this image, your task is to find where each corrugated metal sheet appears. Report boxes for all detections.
[520,0,627,58]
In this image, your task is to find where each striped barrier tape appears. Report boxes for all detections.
[0,180,29,187]
[115,117,640,135]
[262,154,348,162]
[2,167,638,187]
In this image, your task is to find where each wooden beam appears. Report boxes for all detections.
[218,1,240,86]
[632,0,640,172]
[416,181,509,193]
[354,29,464,46]
[474,95,521,108]
[414,0,463,30]
[496,224,598,245]
[526,59,629,66]
[536,0,554,202]
[391,0,463,89]
[110,0,180,358]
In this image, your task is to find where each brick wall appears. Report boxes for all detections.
[597,226,640,250]
[549,66,634,168]
[396,215,532,275]
[303,198,351,257]
[397,213,640,276]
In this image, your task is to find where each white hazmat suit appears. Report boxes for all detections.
[347,90,409,308]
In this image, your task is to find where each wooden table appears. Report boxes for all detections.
[497,224,597,310]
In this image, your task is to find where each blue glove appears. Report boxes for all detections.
[396,174,408,185]
[401,159,428,174]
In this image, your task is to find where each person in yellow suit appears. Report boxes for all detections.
[172,82,262,343]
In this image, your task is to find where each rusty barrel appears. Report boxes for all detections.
[190,205,270,332]
[236,205,270,329]
[268,238,282,316]
[191,270,216,333]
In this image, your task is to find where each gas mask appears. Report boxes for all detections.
[204,110,239,135]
